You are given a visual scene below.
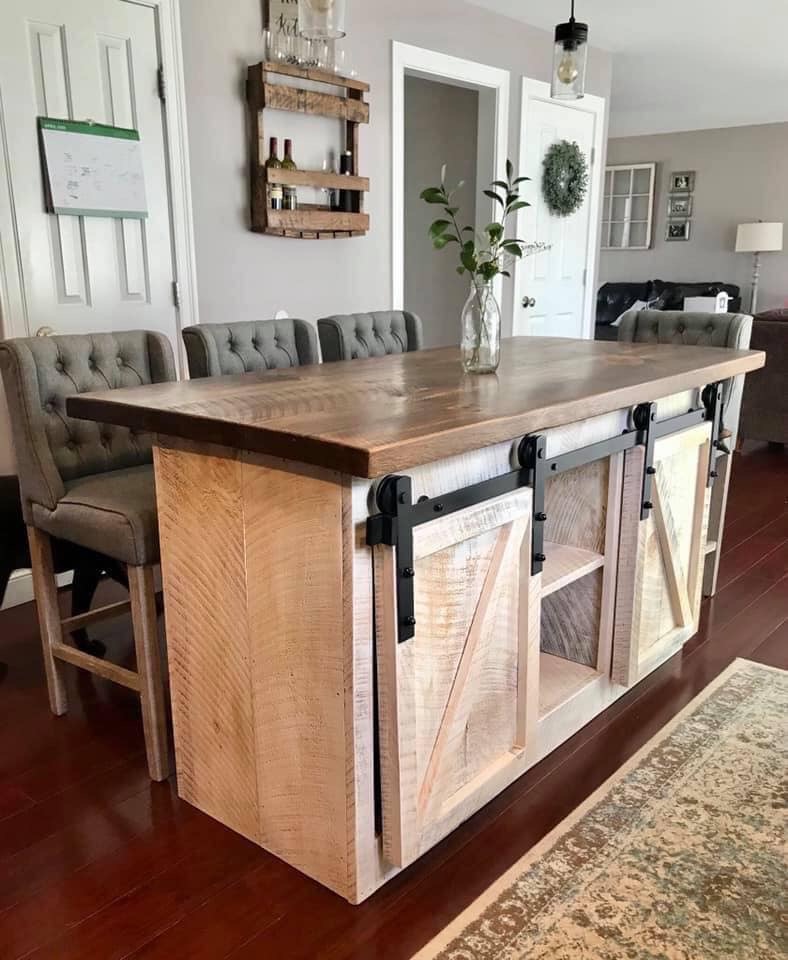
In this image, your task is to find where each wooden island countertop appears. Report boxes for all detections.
[67,337,764,477]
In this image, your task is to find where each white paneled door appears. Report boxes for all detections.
[0,0,179,346]
[513,79,605,340]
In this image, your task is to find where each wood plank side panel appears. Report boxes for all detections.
[242,454,351,896]
[153,442,261,843]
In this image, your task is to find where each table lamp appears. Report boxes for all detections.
[735,221,783,314]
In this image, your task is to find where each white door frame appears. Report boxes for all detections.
[391,41,510,313]
[0,0,198,341]
[514,78,606,340]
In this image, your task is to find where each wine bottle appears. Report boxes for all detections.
[282,138,298,211]
[266,137,283,211]
[339,150,354,213]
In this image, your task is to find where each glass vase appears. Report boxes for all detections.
[460,279,501,374]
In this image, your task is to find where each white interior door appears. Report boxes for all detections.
[513,79,605,340]
[0,0,179,347]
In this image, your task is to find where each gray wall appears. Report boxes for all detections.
[180,0,612,333]
[404,77,478,348]
[599,123,788,312]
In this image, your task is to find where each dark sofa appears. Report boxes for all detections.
[596,280,742,341]
[740,309,788,445]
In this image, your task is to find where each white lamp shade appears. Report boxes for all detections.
[735,221,783,253]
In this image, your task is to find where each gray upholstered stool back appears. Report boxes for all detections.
[0,331,176,521]
[182,319,319,379]
[617,310,752,433]
[317,311,424,362]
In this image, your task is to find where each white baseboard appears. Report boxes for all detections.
[1,568,72,610]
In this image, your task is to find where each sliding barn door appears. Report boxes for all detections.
[613,423,712,686]
[374,489,536,868]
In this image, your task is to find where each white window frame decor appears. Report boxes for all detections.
[601,162,656,251]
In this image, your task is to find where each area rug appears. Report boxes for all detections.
[414,658,788,959]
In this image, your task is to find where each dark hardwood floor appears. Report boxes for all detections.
[0,443,785,960]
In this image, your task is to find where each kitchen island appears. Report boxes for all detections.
[68,336,764,903]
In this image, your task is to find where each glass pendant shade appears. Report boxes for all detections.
[551,12,588,99]
[298,0,346,40]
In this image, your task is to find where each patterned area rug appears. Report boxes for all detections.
[414,659,788,959]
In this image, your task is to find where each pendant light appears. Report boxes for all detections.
[298,0,346,40]
[551,0,588,100]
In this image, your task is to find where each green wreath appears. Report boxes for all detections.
[542,140,588,216]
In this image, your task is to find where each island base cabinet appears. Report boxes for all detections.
[612,423,712,686]
[373,488,537,869]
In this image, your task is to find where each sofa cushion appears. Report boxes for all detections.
[755,308,788,323]
[31,463,159,566]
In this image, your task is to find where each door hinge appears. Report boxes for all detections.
[157,64,166,102]
[171,280,180,309]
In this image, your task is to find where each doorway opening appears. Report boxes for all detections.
[392,43,509,347]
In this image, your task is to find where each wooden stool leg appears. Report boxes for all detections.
[26,526,68,715]
[128,564,170,781]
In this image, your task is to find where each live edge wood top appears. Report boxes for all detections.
[67,337,764,478]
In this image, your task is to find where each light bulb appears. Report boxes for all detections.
[557,51,579,85]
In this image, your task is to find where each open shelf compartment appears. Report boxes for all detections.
[535,454,623,721]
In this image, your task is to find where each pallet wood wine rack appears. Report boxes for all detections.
[246,61,370,239]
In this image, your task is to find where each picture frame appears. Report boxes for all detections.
[669,171,695,194]
[665,220,691,242]
[667,195,693,217]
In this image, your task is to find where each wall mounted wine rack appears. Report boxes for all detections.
[246,61,370,239]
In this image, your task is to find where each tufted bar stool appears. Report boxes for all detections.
[617,309,752,597]
[317,311,424,363]
[182,319,319,378]
[0,331,177,781]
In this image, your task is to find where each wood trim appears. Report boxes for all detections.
[651,479,693,629]
[265,168,369,192]
[265,209,369,232]
[611,446,645,687]
[61,598,132,633]
[597,451,624,676]
[263,82,369,123]
[262,60,370,92]
[50,641,141,691]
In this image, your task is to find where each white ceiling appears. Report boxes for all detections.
[466,0,788,138]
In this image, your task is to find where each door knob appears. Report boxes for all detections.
[522,296,536,308]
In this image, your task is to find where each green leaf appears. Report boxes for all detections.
[420,187,447,204]
[440,163,447,185]
[501,270,511,278]
[461,225,476,233]
[507,200,529,214]
[432,234,458,250]
[490,180,509,190]
[444,206,459,216]
[506,158,513,180]
[512,176,531,185]
[460,248,477,273]
[484,190,504,208]
[502,241,523,257]
[456,266,466,275]
[429,219,451,238]
[486,222,504,242]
